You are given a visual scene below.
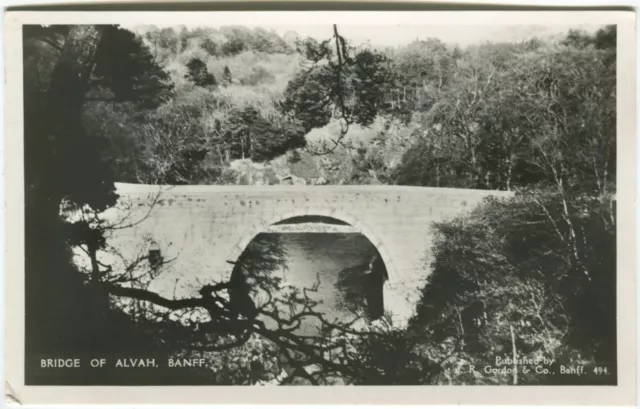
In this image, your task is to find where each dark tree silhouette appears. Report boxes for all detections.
[221,65,233,85]
[185,57,217,87]
[281,25,394,154]
[92,26,174,108]
[23,24,176,382]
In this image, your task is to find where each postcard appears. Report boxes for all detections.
[3,9,636,405]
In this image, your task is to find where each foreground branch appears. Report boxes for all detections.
[103,283,204,310]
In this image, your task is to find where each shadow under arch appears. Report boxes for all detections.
[225,207,398,285]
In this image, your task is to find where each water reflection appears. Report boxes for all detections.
[238,232,388,329]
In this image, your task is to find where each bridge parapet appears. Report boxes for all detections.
[98,183,512,327]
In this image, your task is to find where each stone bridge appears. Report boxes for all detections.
[97,183,512,326]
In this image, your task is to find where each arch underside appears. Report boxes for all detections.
[227,208,398,285]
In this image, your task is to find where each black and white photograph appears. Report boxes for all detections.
[3,9,637,404]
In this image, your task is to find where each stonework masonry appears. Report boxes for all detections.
[98,183,513,327]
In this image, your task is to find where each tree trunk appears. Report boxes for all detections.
[217,146,224,166]
[510,323,518,385]
[506,155,513,191]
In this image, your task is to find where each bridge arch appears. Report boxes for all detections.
[226,207,399,284]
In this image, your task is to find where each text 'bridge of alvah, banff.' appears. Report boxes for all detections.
[89,183,513,327]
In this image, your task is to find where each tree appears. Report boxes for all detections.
[221,37,245,56]
[394,29,615,191]
[386,38,454,117]
[92,26,175,108]
[23,24,175,375]
[201,37,219,56]
[221,65,233,85]
[137,103,212,184]
[24,26,117,363]
[252,27,291,53]
[561,29,595,49]
[281,25,395,154]
[595,25,616,51]
[222,106,306,162]
[185,57,217,87]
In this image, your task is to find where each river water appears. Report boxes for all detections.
[248,232,382,331]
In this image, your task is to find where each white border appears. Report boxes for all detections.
[3,10,637,406]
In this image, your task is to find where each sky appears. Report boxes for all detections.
[270,24,602,47]
[129,23,604,48]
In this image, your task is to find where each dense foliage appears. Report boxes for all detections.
[406,189,616,385]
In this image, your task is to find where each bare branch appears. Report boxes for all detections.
[104,283,204,310]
